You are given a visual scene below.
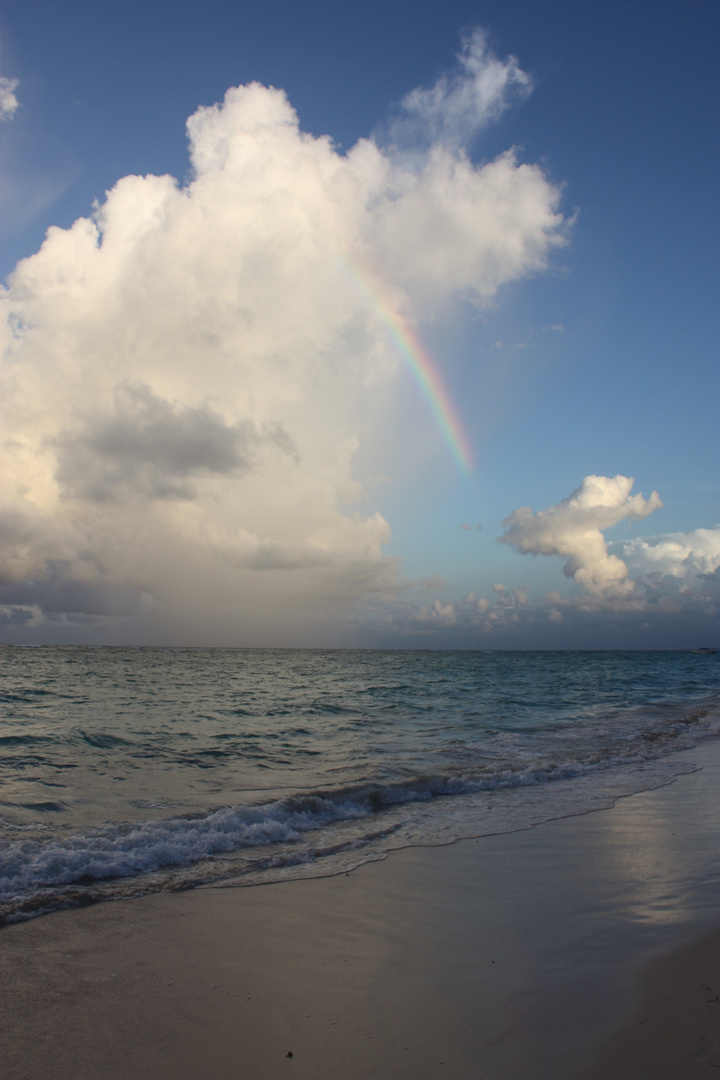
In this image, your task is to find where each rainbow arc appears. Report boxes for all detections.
[344,260,473,474]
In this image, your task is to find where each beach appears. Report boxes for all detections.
[3,735,720,1079]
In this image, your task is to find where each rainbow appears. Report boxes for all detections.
[343,260,473,473]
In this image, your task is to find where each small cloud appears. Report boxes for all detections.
[500,475,663,599]
[0,76,19,121]
[464,591,489,614]
[382,28,532,153]
[416,599,457,626]
[460,523,472,531]
[493,584,529,608]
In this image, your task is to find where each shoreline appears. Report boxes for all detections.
[3,737,720,1079]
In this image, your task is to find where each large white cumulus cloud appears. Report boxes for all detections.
[0,57,566,642]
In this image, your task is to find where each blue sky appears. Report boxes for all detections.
[0,0,718,647]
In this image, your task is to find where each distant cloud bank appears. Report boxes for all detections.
[411,477,720,646]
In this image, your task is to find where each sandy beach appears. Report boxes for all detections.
[3,737,720,1080]
[577,928,720,1079]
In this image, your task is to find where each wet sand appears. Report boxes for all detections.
[3,737,720,1080]
[578,928,720,1079]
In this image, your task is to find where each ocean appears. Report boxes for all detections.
[1,647,719,923]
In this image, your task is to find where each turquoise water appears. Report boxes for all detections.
[1,647,719,921]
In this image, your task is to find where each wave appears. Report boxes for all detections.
[1,708,716,925]
[0,734,56,746]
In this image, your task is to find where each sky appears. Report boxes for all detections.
[0,0,718,648]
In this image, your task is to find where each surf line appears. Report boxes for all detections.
[343,258,473,473]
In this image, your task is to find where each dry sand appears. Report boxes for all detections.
[3,737,720,1080]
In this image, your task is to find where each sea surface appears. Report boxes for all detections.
[1,647,719,922]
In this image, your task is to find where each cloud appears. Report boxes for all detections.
[53,382,297,502]
[449,484,720,644]
[0,76,18,121]
[383,28,531,152]
[464,591,489,614]
[0,50,566,643]
[416,599,457,626]
[606,525,720,624]
[368,148,565,311]
[500,475,662,598]
[487,583,529,620]
[0,564,145,617]
[366,514,720,645]
[619,527,720,585]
